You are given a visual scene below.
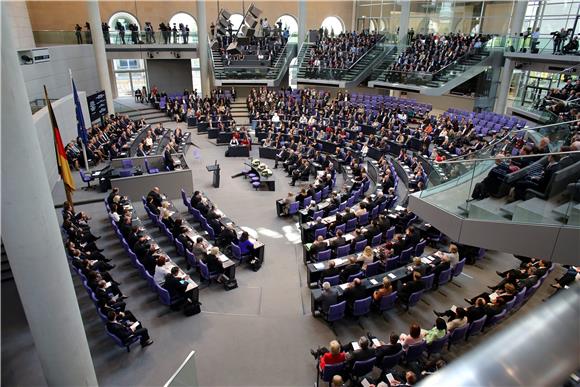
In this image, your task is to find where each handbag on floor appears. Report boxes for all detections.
[183,299,202,316]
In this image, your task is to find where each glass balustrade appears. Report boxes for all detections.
[33,30,198,46]
[417,150,580,227]
[297,35,389,81]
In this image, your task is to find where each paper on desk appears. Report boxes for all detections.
[388,273,396,279]
[313,263,325,269]
[421,257,431,264]
[395,205,406,212]
[372,338,381,347]
[186,282,196,292]
[351,341,360,351]
[339,283,349,290]
[218,255,228,262]
[370,279,378,285]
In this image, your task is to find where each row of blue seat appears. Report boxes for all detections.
[316,263,554,385]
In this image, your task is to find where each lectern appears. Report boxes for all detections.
[206,160,220,188]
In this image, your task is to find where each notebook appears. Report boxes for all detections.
[313,263,325,270]
[370,279,378,285]
[388,273,396,279]
[351,341,360,351]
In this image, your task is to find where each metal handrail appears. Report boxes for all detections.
[434,118,578,164]
[303,34,386,72]
[383,40,490,80]
[431,149,580,165]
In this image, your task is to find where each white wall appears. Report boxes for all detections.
[20,45,100,103]
[32,92,91,189]
[5,1,35,49]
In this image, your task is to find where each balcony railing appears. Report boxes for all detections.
[33,30,198,46]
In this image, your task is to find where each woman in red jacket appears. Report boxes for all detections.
[318,340,346,371]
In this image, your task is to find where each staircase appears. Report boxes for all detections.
[230,101,250,126]
[369,47,501,96]
[126,108,173,125]
[1,243,13,283]
[296,36,391,88]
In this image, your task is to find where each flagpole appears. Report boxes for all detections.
[69,68,90,173]
[44,85,75,210]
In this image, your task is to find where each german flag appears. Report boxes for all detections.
[44,86,76,194]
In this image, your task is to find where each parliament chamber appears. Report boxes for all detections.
[1,0,579,386]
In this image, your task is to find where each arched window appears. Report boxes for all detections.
[229,13,244,32]
[169,12,198,35]
[108,11,140,31]
[276,14,298,35]
[321,16,345,35]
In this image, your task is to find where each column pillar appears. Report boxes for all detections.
[398,0,411,44]
[1,5,98,386]
[494,57,514,114]
[197,0,210,96]
[509,0,527,35]
[87,0,114,114]
[298,0,307,45]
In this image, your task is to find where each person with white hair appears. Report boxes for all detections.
[314,281,338,316]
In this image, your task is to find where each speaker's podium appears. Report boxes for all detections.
[206,161,220,188]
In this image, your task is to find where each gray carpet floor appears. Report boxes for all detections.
[1,121,564,387]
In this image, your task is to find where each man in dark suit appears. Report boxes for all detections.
[373,333,403,364]
[403,226,420,249]
[321,260,340,280]
[106,311,153,347]
[133,236,151,259]
[314,281,338,316]
[398,271,425,303]
[351,228,367,248]
[148,187,163,207]
[329,229,347,250]
[377,214,391,234]
[163,144,175,171]
[347,336,376,366]
[164,266,195,301]
[342,278,367,311]
[340,256,361,283]
[143,244,160,275]
[342,208,356,222]
[364,219,381,243]
[309,235,329,261]
[217,225,238,248]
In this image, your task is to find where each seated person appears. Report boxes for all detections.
[339,256,361,283]
[398,322,424,351]
[203,246,225,274]
[436,298,487,324]
[236,231,255,258]
[360,246,375,269]
[154,256,172,284]
[314,281,338,316]
[106,310,153,347]
[342,278,367,312]
[421,317,448,344]
[410,256,430,276]
[389,371,417,387]
[372,277,393,303]
[309,235,329,261]
[346,336,376,366]
[398,271,425,303]
[372,333,403,364]
[512,154,560,200]
[445,307,468,332]
[550,265,580,292]
[281,193,295,215]
[163,266,195,301]
[310,340,346,371]
[321,260,340,281]
[329,229,347,250]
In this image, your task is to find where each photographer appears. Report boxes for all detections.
[553,28,566,54]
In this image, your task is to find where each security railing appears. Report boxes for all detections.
[32,30,199,46]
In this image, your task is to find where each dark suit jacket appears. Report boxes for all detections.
[375,343,402,364]
[329,236,347,249]
[349,347,376,364]
[340,263,362,283]
[316,289,338,313]
[399,280,425,301]
[106,321,133,342]
[404,233,420,249]
[343,285,367,308]
[321,266,340,280]
[466,305,486,323]
[164,275,188,299]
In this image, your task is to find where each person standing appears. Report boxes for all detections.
[102,22,111,44]
[172,23,178,44]
[75,24,82,44]
[84,22,92,44]
[116,21,126,44]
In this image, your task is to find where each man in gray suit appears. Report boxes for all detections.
[314,281,338,317]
